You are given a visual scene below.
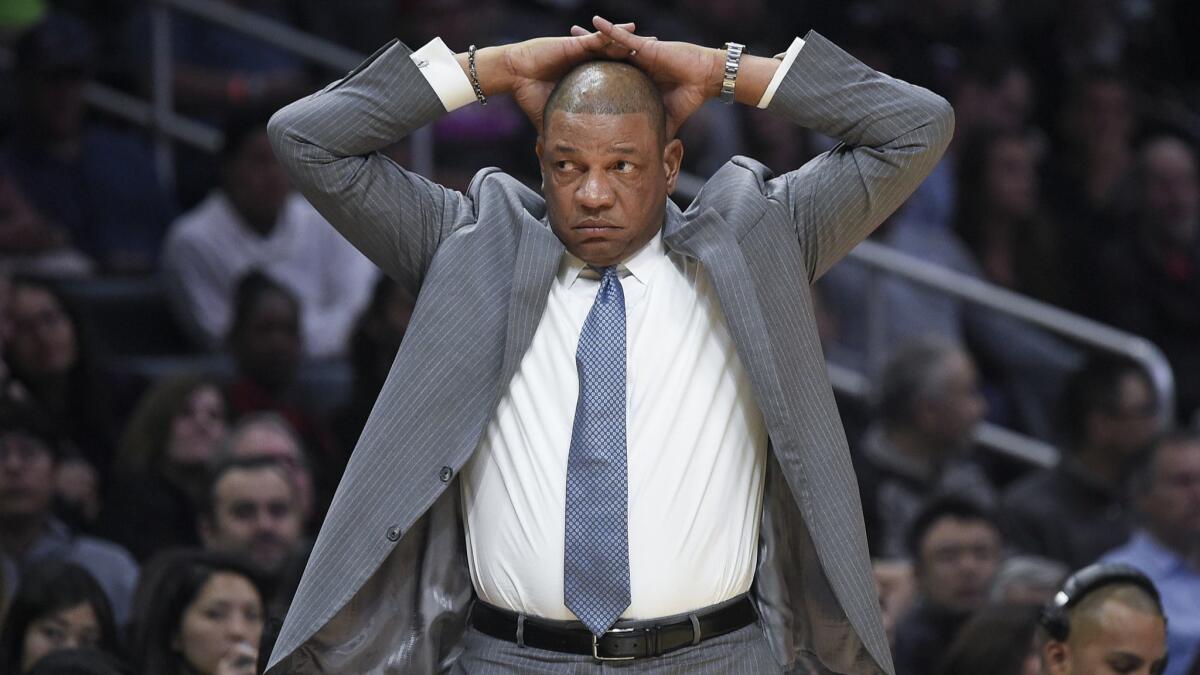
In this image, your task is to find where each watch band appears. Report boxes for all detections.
[719,42,745,104]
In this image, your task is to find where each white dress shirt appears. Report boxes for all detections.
[410,36,805,620]
[162,191,378,358]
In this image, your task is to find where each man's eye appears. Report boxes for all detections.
[555,161,573,171]
[614,160,633,172]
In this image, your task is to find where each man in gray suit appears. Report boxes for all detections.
[265,16,952,674]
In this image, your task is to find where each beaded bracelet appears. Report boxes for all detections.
[468,44,487,106]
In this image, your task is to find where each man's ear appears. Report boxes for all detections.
[1043,640,1070,675]
[663,138,684,195]
[535,138,545,191]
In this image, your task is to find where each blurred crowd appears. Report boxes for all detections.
[0,0,1197,674]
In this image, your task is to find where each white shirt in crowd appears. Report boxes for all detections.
[162,190,377,358]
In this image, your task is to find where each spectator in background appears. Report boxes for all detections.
[197,457,304,585]
[955,128,1071,308]
[1096,136,1200,421]
[332,277,414,452]
[937,603,1042,675]
[1002,355,1159,569]
[100,375,228,561]
[1037,569,1168,675]
[128,550,263,675]
[893,496,1004,675]
[0,172,91,277]
[990,556,1070,606]
[1101,433,1200,675]
[0,562,121,674]
[162,111,375,359]
[224,273,340,500]
[1043,66,1136,292]
[1,13,173,274]
[0,395,137,624]
[5,278,113,483]
[855,337,994,559]
[217,413,317,531]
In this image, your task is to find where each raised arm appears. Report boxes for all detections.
[593,18,954,282]
[267,29,632,292]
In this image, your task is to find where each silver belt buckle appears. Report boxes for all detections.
[592,626,638,661]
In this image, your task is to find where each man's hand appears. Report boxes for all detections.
[456,24,636,131]
[589,16,725,137]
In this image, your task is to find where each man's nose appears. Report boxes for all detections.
[576,169,615,210]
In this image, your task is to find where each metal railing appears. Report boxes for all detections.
[93,0,435,185]
[674,172,1175,469]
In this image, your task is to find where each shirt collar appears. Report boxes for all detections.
[557,230,665,288]
[1124,530,1190,577]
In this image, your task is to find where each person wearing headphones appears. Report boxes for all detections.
[1038,563,1168,675]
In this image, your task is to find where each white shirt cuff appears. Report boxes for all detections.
[756,37,806,109]
[410,37,476,112]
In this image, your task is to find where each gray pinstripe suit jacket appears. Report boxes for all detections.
[264,31,952,675]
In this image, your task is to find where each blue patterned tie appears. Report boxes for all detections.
[563,266,630,637]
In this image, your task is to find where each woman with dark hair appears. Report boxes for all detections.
[128,550,264,675]
[0,562,121,674]
[5,277,114,468]
[936,603,1042,675]
[99,374,228,561]
[4,276,114,526]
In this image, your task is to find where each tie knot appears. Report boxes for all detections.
[593,265,619,280]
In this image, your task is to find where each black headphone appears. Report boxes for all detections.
[1039,562,1162,642]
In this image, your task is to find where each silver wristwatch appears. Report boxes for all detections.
[719,42,746,104]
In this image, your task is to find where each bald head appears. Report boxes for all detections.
[1069,584,1164,638]
[543,61,667,145]
[1042,583,1167,675]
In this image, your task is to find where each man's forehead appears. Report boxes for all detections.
[218,465,291,497]
[542,110,660,149]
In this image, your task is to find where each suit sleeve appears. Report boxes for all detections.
[764,31,954,282]
[267,39,473,294]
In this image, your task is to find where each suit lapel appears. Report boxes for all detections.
[500,213,565,386]
[665,203,788,456]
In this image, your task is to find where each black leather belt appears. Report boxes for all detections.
[469,597,757,661]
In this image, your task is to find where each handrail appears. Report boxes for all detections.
[674,170,1176,468]
[140,0,434,179]
[849,239,1175,419]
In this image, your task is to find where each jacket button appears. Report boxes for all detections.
[386,526,402,542]
[439,466,453,482]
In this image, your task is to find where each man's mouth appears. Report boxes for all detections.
[573,220,618,234]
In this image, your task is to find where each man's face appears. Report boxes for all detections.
[917,517,1002,614]
[231,425,314,520]
[1090,373,1159,461]
[1139,140,1199,247]
[537,111,682,268]
[233,291,301,390]
[222,130,292,231]
[918,352,987,450]
[1042,600,1167,675]
[201,466,301,575]
[1139,439,1200,544]
[986,136,1037,219]
[0,431,55,522]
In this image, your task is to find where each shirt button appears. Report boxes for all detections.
[386,526,402,542]
[414,57,429,68]
[439,466,453,482]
